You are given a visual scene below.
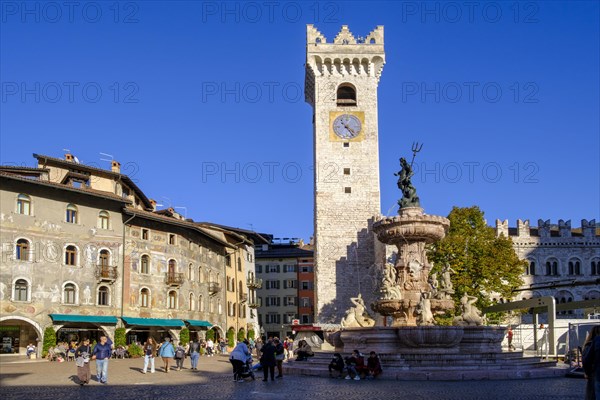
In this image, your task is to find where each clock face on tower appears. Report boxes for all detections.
[329,111,365,142]
[333,114,362,139]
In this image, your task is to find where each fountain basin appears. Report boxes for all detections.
[397,326,463,354]
[373,207,450,244]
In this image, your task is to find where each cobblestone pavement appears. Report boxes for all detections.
[0,355,584,400]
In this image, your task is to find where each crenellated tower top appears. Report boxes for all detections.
[305,25,385,106]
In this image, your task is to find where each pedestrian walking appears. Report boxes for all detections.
[75,338,92,385]
[158,337,175,373]
[142,337,157,374]
[174,341,186,371]
[507,326,515,351]
[188,338,200,370]
[260,338,276,382]
[583,325,600,400]
[91,335,113,384]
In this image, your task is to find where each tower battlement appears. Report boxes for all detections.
[305,25,385,106]
[495,218,598,239]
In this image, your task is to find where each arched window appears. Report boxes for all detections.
[97,286,109,306]
[16,194,31,215]
[239,303,245,318]
[238,280,243,295]
[63,283,76,304]
[98,211,110,229]
[13,279,29,302]
[168,291,177,309]
[65,245,77,266]
[217,298,222,314]
[545,259,559,276]
[237,257,242,271]
[99,249,110,266]
[209,297,214,313]
[592,259,600,275]
[336,83,357,106]
[198,266,203,283]
[16,239,30,261]
[568,259,581,275]
[141,255,150,274]
[526,260,535,276]
[208,271,213,283]
[188,264,194,280]
[66,204,78,223]
[168,259,177,275]
[140,288,150,308]
[189,293,195,311]
[199,294,204,311]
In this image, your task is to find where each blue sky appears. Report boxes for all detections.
[1,1,599,240]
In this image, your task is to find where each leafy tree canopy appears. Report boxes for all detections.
[428,206,526,314]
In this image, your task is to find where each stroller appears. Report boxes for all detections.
[239,359,256,380]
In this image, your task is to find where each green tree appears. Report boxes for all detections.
[427,206,526,320]
[205,329,215,341]
[114,328,126,347]
[179,328,190,346]
[227,328,235,347]
[237,328,246,342]
[247,329,255,340]
[42,326,56,358]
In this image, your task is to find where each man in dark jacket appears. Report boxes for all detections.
[92,335,113,384]
[260,339,277,381]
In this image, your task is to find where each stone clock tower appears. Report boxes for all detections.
[305,25,385,323]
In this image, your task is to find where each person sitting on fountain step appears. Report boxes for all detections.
[328,353,345,378]
[344,350,366,381]
[293,340,314,361]
[366,351,383,379]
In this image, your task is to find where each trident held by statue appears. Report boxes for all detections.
[410,142,423,167]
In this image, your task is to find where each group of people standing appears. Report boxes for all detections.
[229,336,312,383]
[141,337,214,374]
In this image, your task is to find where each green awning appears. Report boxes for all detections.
[121,317,184,327]
[49,314,118,324]
[184,320,212,328]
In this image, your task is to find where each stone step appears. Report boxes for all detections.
[284,363,569,381]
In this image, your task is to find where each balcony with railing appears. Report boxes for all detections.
[165,272,184,286]
[95,265,118,282]
[239,292,248,303]
[208,282,221,295]
[246,277,263,289]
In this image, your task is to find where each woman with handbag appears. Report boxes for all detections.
[75,338,92,386]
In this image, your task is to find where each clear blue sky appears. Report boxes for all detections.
[1,1,599,240]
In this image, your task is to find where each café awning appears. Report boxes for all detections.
[121,317,184,327]
[184,320,212,328]
[49,314,118,324]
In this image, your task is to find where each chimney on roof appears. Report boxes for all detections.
[150,199,157,211]
[65,153,74,162]
[111,160,121,173]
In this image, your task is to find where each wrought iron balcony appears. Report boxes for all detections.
[239,293,248,303]
[246,277,263,289]
[95,265,118,282]
[165,272,184,286]
[208,282,221,295]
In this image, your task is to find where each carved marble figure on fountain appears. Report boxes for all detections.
[453,294,484,326]
[341,294,376,328]
[416,292,435,326]
[380,261,402,300]
[439,262,456,298]
[428,272,439,298]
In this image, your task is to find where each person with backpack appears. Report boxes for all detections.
[188,338,200,370]
[174,341,186,371]
[157,337,175,373]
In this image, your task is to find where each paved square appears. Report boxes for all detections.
[0,355,584,400]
